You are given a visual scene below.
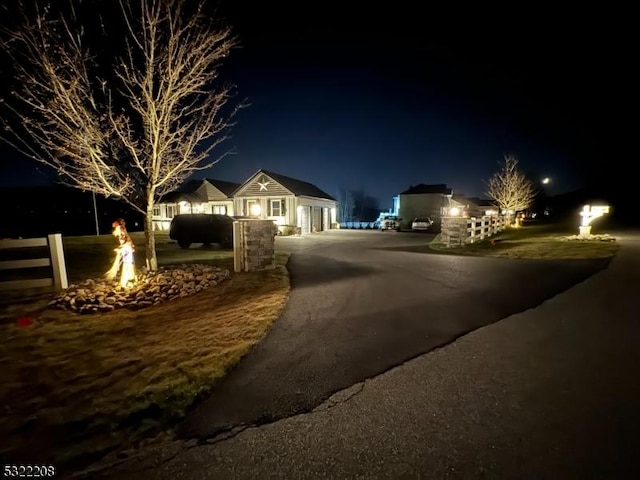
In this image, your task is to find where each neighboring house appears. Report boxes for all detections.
[232,169,337,234]
[397,184,454,230]
[153,178,240,230]
[457,196,499,217]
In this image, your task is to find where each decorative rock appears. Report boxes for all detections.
[48,264,231,314]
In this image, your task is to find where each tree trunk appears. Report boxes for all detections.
[144,202,158,272]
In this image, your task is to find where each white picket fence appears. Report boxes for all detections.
[0,234,68,292]
[441,215,508,247]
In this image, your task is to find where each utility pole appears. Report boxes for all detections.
[92,191,100,236]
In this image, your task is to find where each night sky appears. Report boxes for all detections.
[0,2,634,210]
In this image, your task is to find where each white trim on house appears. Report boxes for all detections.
[154,170,338,235]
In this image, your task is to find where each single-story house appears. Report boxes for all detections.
[152,178,240,230]
[153,169,338,234]
[232,169,337,234]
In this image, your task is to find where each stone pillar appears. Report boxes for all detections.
[441,217,470,247]
[233,219,278,273]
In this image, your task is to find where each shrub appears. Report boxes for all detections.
[278,225,301,236]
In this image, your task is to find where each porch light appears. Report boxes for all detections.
[250,203,262,216]
[449,207,460,216]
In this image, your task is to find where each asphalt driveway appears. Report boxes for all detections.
[177,230,611,439]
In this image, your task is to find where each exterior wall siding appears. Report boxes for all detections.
[398,194,450,230]
[152,199,234,230]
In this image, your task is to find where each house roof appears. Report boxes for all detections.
[204,178,242,197]
[465,197,496,207]
[240,169,336,201]
[159,179,202,203]
[400,184,452,195]
[160,178,240,203]
[451,195,496,208]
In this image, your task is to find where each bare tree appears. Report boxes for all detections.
[0,0,241,271]
[336,188,355,223]
[485,155,536,217]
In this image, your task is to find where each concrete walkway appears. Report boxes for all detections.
[96,232,640,479]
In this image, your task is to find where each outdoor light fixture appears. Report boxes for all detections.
[250,203,262,217]
[542,177,550,184]
[579,204,610,236]
[449,207,460,216]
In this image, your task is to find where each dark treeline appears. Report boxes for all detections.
[1,186,144,239]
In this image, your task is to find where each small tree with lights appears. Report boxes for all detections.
[0,0,243,273]
[485,155,536,226]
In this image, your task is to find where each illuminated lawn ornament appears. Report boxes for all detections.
[106,218,136,288]
[579,205,610,236]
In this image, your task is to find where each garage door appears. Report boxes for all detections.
[312,207,322,232]
[300,206,310,234]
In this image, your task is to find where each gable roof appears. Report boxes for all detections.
[401,184,452,195]
[204,178,242,197]
[236,169,336,201]
[159,178,240,203]
[159,179,202,203]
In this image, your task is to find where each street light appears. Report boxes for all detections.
[542,177,550,184]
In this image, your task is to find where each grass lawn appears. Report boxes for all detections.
[428,221,619,259]
[0,232,290,471]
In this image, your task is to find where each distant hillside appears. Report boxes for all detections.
[1,185,144,239]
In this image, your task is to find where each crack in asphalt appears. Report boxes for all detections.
[193,381,369,446]
[312,382,366,413]
[103,380,366,479]
[87,380,372,479]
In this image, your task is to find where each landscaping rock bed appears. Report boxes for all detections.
[48,264,231,314]
[561,234,617,242]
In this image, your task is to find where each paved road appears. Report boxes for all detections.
[94,231,640,479]
[174,230,609,439]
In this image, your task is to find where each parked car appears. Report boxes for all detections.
[169,214,234,249]
[411,217,434,232]
[379,216,402,232]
